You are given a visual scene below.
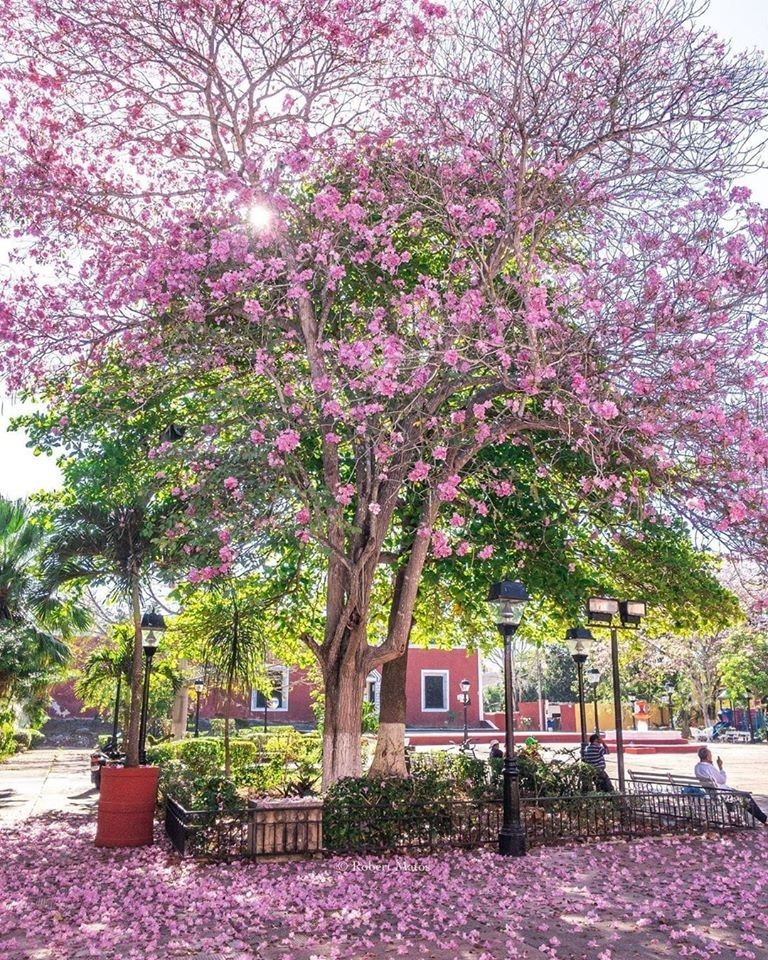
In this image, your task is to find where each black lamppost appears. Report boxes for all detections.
[108,670,122,755]
[745,688,754,742]
[586,597,647,793]
[664,682,675,731]
[565,627,593,752]
[138,610,166,764]
[717,688,727,718]
[629,695,637,731]
[459,678,471,747]
[586,666,600,734]
[193,678,204,737]
[487,578,530,857]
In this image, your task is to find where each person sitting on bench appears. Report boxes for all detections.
[694,747,768,825]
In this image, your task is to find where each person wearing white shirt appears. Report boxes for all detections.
[694,746,768,824]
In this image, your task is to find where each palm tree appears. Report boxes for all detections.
[77,622,184,749]
[41,500,166,766]
[178,581,266,778]
[0,497,85,706]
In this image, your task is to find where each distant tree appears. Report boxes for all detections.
[0,497,87,709]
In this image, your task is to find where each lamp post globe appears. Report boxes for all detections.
[487,578,530,858]
[565,627,594,751]
[138,610,166,764]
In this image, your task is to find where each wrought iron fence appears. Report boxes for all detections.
[165,786,755,861]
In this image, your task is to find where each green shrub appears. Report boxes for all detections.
[516,742,599,797]
[29,729,45,747]
[148,730,323,803]
[13,730,32,752]
[324,775,453,853]
[0,710,15,761]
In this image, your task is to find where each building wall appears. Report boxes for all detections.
[404,647,483,728]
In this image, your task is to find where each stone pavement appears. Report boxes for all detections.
[0,747,97,823]
[601,739,768,807]
[3,814,768,960]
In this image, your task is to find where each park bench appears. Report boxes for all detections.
[627,769,756,830]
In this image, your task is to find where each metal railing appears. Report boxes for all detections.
[165,785,755,861]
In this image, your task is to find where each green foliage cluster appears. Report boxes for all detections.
[324,746,601,852]
[148,729,322,807]
[323,773,454,853]
[0,709,15,760]
[515,742,598,797]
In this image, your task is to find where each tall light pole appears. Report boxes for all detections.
[586,597,647,793]
[664,682,675,731]
[717,688,727,717]
[745,688,754,742]
[586,666,600,734]
[565,627,593,753]
[263,695,279,733]
[193,678,204,737]
[487,578,530,857]
[138,610,166,765]
[459,678,471,748]
[629,695,637,731]
[108,670,122,755]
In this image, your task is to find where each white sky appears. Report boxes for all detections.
[1,0,768,501]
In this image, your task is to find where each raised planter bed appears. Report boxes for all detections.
[248,797,324,856]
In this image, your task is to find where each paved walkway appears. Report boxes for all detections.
[602,739,768,807]
[0,747,97,823]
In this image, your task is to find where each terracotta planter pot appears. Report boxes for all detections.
[95,766,160,848]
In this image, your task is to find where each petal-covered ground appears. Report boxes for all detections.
[2,816,768,959]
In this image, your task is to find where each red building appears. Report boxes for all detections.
[51,645,486,730]
[195,646,484,729]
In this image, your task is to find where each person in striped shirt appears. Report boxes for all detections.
[583,733,614,792]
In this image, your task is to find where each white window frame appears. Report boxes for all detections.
[421,670,449,712]
[251,666,289,712]
[366,670,381,714]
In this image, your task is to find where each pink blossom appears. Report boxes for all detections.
[275,430,300,453]
[408,461,431,482]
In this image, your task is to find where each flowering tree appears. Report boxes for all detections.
[3,0,768,784]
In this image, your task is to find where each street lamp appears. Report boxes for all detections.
[458,678,471,748]
[193,678,204,738]
[107,668,123,756]
[586,666,601,734]
[664,682,675,731]
[717,688,727,717]
[487,578,530,857]
[586,597,647,793]
[629,694,637,731]
[138,610,166,764]
[263,695,280,733]
[565,627,593,753]
[745,688,754,742]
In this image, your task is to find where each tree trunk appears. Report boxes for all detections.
[368,644,409,778]
[170,677,189,740]
[125,577,143,767]
[321,650,366,789]
[369,567,412,778]
[224,678,233,779]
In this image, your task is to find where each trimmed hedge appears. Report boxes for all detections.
[147,729,323,807]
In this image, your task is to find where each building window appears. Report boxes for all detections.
[251,667,289,712]
[366,670,381,715]
[422,671,448,711]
